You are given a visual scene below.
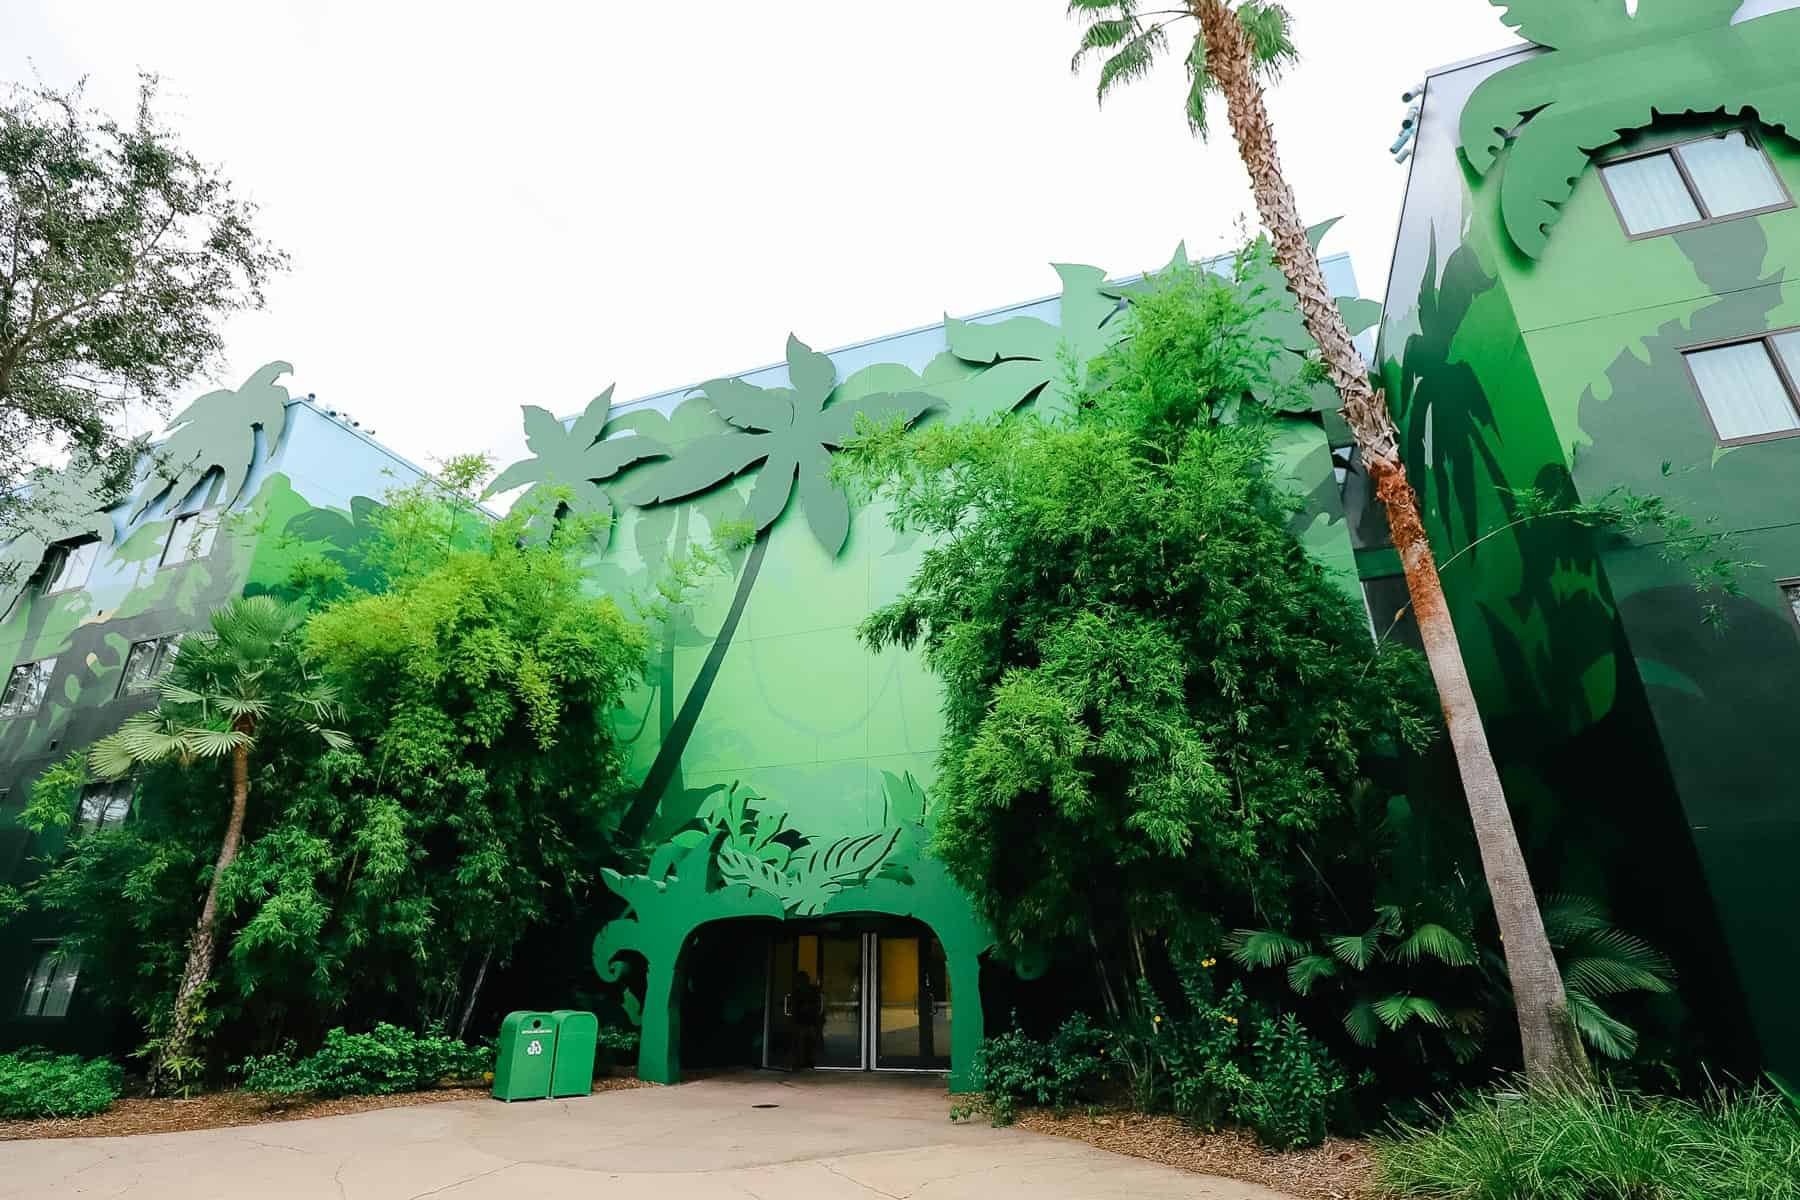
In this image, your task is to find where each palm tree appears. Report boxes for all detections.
[90,595,348,1090]
[1068,0,1588,1083]
[481,385,667,547]
[618,334,937,840]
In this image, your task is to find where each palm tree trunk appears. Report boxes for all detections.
[1193,0,1587,1085]
[153,732,253,1093]
[620,527,771,842]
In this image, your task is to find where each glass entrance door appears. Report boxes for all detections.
[765,926,950,1073]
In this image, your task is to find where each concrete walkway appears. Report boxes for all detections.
[2,1071,1298,1199]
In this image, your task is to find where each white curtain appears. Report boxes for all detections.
[1678,131,1787,217]
[1686,341,1800,441]
[1602,153,1700,234]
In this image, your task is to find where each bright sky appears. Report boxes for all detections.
[5,0,1518,474]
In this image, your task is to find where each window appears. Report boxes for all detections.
[161,510,220,567]
[1600,130,1792,238]
[40,540,99,596]
[1783,579,1800,633]
[0,658,57,718]
[76,780,133,834]
[17,943,81,1018]
[1681,331,1800,444]
[116,634,184,697]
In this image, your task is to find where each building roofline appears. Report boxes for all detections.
[599,250,1357,419]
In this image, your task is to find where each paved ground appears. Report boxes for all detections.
[2,1071,1298,1199]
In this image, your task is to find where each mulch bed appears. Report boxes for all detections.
[0,1075,654,1141]
[1011,1107,1376,1200]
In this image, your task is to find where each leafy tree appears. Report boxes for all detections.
[0,75,284,555]
[88,595,348,1090]
[301,474,649,1038]
[1067,0,1591,1082]
[839,264,1432,1012]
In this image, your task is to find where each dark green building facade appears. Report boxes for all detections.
[1371,2,1800,1078]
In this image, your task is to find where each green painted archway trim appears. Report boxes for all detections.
[593,805,997,1091]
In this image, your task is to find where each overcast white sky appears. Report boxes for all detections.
[5,1,1518,473]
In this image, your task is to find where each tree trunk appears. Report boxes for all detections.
[620,526,771,842]
[456,946,493,1041]
[1193,0,1588,1085]
[152,730,254,1093]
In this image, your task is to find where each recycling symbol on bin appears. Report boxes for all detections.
[526,1040,543,1056]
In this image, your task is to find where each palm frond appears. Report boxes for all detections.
[1566,990,1640,1060]
[1287,953,1339,996]
[1328,930,1383,971]
[1227,927,1306,969]
[1182,34,1212,136]
[183,727,252,758]
[1395,922,1476,967]
[1372,993,1451,1032]
[1238,2,1298,78]
[1343,999,1381,1048]
[1539,893,1610,941]
[1094,23,1170,103]
[1071,17,1136,70]
[1561,931,1676,997]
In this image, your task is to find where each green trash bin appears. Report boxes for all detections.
[492,1011,557,1102]
[549,1010,599,1098]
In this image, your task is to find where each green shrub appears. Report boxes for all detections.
[0,1049,124,1119]
[957,1013,1112,1125]
[235,1023,493,1098]
[1242,1014,1344,1151]
[1375,1079,1800,1200]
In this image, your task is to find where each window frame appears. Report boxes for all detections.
[0,657,58,718]
[1781,577,1800,635]
[1597,128,1795,241]
[75,778,133,835]
[17,941,81,1019]
[115,633,184,699]
[160,509,221,569]
[1678,326,1800,448]
[39,538,100,597]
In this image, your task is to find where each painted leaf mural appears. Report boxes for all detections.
[483,385,666,545]
[135,361,292,518]
[0,454,122,615]
[945,263,1123,418]
[1461,1,1800,258]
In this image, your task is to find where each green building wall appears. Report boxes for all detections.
[1376,19,1800,1076]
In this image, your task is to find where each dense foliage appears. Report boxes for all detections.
[843,261,1433,1003]
[235,1024,492,1098]
[1375,1080,1800,1200]
[0,1049,123,1118]
[6,468,648,1071]
[0,76,283,547]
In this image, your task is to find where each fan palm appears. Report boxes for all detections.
[617,334,937,839]
[90,595,348,1089]
[1068,0,1588,1082]
[481,385,666,546]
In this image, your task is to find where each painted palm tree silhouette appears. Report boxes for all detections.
[483,386,666,546]
[1461,0,1800,258]
[619,334,937,839]
[135,362,291,519]
[0,453,121,614]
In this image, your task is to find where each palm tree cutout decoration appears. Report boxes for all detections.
[618,334,937,839]
[1460,0,1800,258]
[944,263,1124,419]
[134,362,292,519]
[482,386,667,546]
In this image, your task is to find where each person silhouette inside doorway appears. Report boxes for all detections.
[788,969,824,1070]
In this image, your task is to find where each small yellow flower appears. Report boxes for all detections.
[1153,1014,1162,1024]
[1201,957,1217,968]
[1226,1016,1238,1026]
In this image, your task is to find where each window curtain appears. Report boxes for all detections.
[1602,154,1700,233]
[1686,341,1800,440]
[1678,132,1787,216]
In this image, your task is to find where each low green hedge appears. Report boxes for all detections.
[0,1049,124,1119]
[235,1023,493,1098]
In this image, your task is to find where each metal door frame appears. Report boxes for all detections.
[762,928,948,1075]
